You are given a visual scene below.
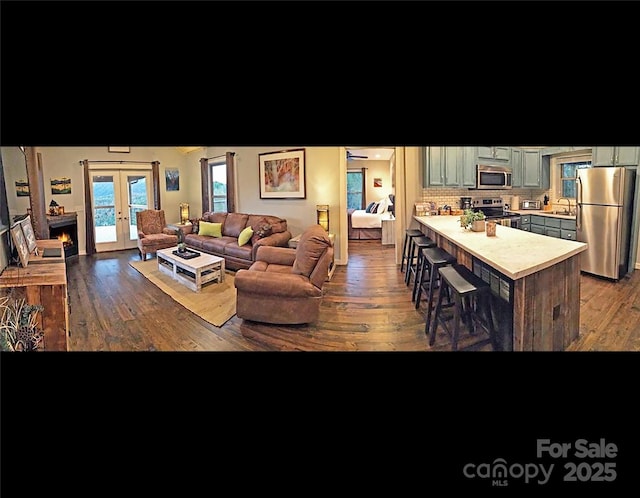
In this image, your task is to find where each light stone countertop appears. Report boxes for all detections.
[510,209,576,220]
[414,216,587,280]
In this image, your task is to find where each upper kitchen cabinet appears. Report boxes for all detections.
[523,148,548,188]
[424,146,477,188]
[511,148,522,187]
[541,146,592,156]
[592,146,639,167]
[510,147,549,189]
[424,146,461,187]
[477,146,511,164]
[511,147,551,189]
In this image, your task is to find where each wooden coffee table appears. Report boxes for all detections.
[157,247,225,292]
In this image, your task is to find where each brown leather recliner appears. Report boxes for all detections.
[234,224,333,324]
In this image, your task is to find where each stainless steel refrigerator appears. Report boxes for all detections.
[576,167,636,280]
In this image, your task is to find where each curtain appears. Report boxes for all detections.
[360,167,367,209]
[225,152,236,213]
[152,161,160,209]
[82,159,96,255]
[200,157,209,213]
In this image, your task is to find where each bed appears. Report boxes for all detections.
[348,196,393,240]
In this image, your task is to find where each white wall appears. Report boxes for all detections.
[352,159,393,206]
[205,146,343,257]
[2,146,192,255]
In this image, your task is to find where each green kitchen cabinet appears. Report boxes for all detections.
[522,148,548,188]
[424,146,465,187]
[592,146,639,167]
[530,215,545,235]
[477,146,511,164]
[511,148,522,187]
[461,147,477,187]
[527,214,576,240]
[560,218,577,241]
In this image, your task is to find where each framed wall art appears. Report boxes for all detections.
[10,222,30,268]
[19,216,38,254]
[165,169,180,191]
[51,176,71,194]
[259,148,306,199]
[15,178,29,197]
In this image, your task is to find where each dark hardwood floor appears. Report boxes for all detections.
[66,240,640,351]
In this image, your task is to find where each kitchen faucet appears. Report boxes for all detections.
[556,197,573,215]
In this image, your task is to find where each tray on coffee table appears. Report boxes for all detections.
[172,249,200,259]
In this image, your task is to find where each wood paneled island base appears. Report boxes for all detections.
[414,216,587,351]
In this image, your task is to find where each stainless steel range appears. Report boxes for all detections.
[471,197,521,228]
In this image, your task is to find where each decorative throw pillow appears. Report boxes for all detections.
[370,202,380,214]
[238,226,253,247]
[189,218,202,234]
[199,221,222,238]
[376,198,388,213]
[365,202,376,213]
[251,218,273,245]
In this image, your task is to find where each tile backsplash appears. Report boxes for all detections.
[420,187,552,210]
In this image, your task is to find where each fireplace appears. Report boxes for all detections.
[47,212,78,259]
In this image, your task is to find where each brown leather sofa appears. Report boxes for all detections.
[234,224,334,325]
[184,212,292,271]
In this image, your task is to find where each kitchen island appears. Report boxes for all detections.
[414,215,588,351]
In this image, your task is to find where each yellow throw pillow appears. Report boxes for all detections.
[199,221,222,238]
[238,226,253,247]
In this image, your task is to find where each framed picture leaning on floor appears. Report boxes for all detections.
[10,222,30,268]
[19,215,38,254]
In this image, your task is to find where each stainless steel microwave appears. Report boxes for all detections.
[475,164,512,190]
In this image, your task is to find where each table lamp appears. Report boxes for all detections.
[316,204,329,232]
[179,203,190,224]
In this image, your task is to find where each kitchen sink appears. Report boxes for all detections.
[548,210,575,217]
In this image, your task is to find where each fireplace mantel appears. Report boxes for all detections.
[47,211,78,228]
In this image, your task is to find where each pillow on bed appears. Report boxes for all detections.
[375,198,388,214]
[365,202,376,213]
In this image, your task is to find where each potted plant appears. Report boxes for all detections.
[0,296,44,351]
[460,209,486,231]
[175,228,187,253]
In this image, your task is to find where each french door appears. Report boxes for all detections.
[90,170,152,252]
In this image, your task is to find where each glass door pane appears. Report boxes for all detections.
[92,174,117,244]
[91,169,151,252]
[127,174,149,243]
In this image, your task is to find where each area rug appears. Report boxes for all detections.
[129,259,236,327]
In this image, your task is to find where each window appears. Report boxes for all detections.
[210,161,227,212]
[554,153,592,200]
[347,169,366,210]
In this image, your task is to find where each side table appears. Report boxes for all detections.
[381,217,395,245]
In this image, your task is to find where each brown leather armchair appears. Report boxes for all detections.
[234,224,333,324]
[136,209,179,260]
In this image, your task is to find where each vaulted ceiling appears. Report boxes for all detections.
[175,146,203,154]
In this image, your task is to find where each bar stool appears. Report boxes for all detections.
[405,236,436,288]
[400,229,424,274]
[411,240,442,304]
[416,246,457,335]
[429,263,497,351]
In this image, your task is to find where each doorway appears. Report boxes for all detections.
[344,147,397,261]
[90,170,152,252]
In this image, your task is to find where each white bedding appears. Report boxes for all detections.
[351,209,385,229]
